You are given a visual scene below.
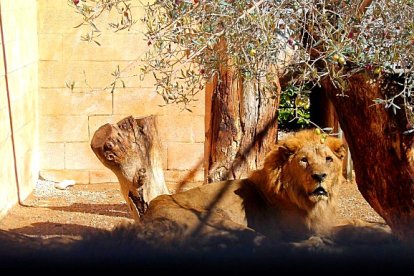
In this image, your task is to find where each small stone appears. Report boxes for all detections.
[54,180,76,190]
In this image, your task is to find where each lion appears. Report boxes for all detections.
[140,129,346,242]
[0,129,399,270]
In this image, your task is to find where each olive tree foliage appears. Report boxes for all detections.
[69,0,136,44]
[69,0,414,127]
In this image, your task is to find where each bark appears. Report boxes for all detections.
[90,115,169,221]
[205,68,280,183]
[322,72,414,240]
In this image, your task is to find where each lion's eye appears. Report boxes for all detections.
[326,156,333,163]
[300,157,308,163]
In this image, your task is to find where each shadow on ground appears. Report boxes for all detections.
[1,219,414,273]
[10,222,102,236]
[48,203,130,218]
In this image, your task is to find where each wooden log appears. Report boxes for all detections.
[90,115,169,221]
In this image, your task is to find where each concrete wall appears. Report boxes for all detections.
[0,0,39,217]
[37,1,205,191]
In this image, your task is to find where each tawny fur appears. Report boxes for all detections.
[140,129,346,242]
[249,129,346,236]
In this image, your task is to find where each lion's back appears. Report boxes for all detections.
[142,179,254,232]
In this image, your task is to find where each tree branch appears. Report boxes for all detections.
[357,0,374,16]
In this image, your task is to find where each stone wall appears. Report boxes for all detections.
[37,1,205,191]
[0,0,39,217]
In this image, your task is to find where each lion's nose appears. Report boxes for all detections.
[312,173,327,182]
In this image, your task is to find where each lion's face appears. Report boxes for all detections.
[281,142,343,210]
[254,130,346,214]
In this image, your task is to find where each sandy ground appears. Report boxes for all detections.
[0,180,134,239]
[0,177,384,240]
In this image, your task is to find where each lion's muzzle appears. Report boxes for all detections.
[309,186,328,197]
[309,173,329,197]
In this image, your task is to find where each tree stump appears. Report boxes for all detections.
[90,115,169,221]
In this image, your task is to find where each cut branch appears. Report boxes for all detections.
[91,115,169,221]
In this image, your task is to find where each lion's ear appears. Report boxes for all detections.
[326,138,346,160]
[275,138,301,160]
[282,138,302,154]
[276,145,293,162]
[264,144,293,167]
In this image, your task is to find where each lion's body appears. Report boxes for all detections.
[142,180,260,235]
[142,129,346,241]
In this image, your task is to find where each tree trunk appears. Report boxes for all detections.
[322,72,414,240]
[205,68,280,183]
[90,115,169,221]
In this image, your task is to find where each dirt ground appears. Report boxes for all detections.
[0,177,384,240]
[0,180,134,239]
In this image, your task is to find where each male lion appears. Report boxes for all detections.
[140,129,346,242]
